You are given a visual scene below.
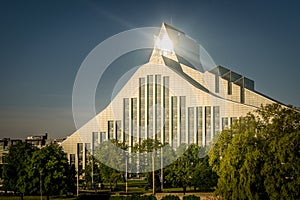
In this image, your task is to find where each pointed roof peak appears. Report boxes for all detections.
[149,22,179,63]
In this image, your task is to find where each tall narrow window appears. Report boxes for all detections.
[147,75,153,139]
[100,132,106,142]
[116,121,122,141]
[240,87,245,103]
[213,106,220,136]
[171,96,177,147]
[228,81,232,95]
[188,107,194,144]
[92,132,99,151]
[155,75,161,142]
[70,154,75,166]
[230,117,238,127]
[197,107,203,146]
[131,98,137,144]
[85,143,91,166]
[163,76,169,144]
[123,98,129,144]
[215,74,219,93]
[205,106,211,145]
[139,78,145,144]
[108,120,114,139]
[180,96,186,144]
[77,143,83,172]
[222,117,228,130]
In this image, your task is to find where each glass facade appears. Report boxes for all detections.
[97,74,225,149]
[95,75,227,149]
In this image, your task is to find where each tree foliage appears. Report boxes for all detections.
[27,144,75,198]
[2,143,75,199]
[2,142,37,196]
[209,104,300,200]
[83,154,102,189]
[94,139,127,190]
[165,144,217,193]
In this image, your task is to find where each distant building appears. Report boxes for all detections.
[0,133,50,165]
[0,138,22,165]
[61,23,282,172]
[25,133,48,148]
[46,137,66,146]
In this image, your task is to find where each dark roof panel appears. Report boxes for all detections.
[164,23,185,35]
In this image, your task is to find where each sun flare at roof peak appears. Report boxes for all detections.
[154,23,175,56]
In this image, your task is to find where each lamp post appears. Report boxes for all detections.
[77,171,79,196]
[152,150,155,195]
[160,148,163,191]
[91,155,94,190]
[125,155,128,193]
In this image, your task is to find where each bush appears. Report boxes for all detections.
[77,193,110,200]
[183,195,200,200]
[161,195,180,200]
[109,195,156,200]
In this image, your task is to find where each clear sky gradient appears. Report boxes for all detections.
[0,0,299,139]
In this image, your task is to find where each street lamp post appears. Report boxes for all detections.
[152,150,155,195]
[77,171,79,196]
[161,148,163,191]
[125,155,128,193]
[91,156,94,190]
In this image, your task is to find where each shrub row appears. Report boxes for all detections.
[109,195,156,200]
[77,194,200,200]
[161,195,200,200]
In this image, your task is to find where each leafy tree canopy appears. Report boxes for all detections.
[209,104,300,200]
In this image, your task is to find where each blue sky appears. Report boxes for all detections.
[0,0,299,138]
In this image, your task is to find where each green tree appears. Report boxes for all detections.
[27,144,74,200]
[191,155,217,192]
[209,104,300,200]
[83,154,102,189]
[137,138,163,192]
[2,142,37,199]
[165,144,200,194]
[94,139,127,191]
